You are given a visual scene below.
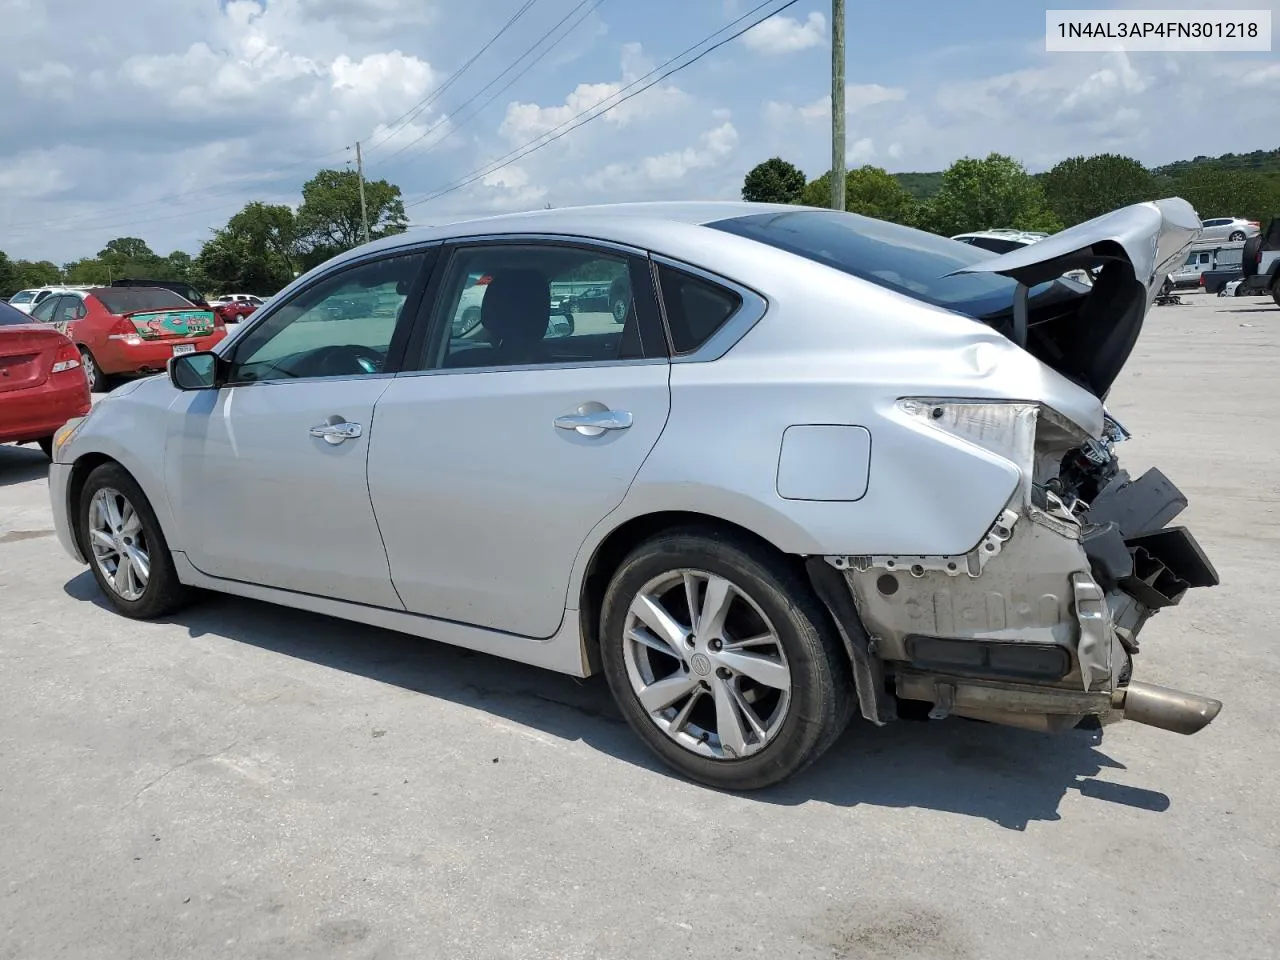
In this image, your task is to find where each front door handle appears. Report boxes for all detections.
[554,408,633,438]
[309,419,363,445]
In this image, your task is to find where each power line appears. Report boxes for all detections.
[10,1,542,233]
[362,0,541,157]
[403,0,799,211]
[372,0,604,172]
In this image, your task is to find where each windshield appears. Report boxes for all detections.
[707,210,1061,318]
[0,300,31,326]
[8,290,35,304]
[93,287,195,314]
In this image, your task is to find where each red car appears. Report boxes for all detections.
[28,285,228,392]
[212,294,264,324]
[0,299,92,457]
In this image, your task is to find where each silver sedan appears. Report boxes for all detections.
[48,200,1223,789]
[1198,216,1260,242]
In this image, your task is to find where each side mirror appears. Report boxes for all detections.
[168,351,223,391]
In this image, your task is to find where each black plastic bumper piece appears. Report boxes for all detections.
[1120,526,1220,609]
[804,558,897,725]
[1086,467,1187,538]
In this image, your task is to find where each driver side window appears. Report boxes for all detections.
[229,252,428,382]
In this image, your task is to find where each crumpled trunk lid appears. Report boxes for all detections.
[951,198,1202,398]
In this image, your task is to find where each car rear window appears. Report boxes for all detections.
[0,300,31,325]
[707,209,1049,318]
[93,287,194,314]
[8,290,35,304]
[965,236,1026,254]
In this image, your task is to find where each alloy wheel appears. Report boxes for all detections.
[79,348,99,391]
[87,487,151,601]
[622,569,792,760]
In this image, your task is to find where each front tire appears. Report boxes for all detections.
[599,528,853,791]
[36,436,53,458]
[78,463,191,619]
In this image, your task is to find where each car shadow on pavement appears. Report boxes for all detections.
[63,572,1170,831]
[0,445,50,487]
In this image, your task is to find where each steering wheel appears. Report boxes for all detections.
[312,344,384,377]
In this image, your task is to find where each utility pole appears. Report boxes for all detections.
[355,140,371,245]
[830,0,846,211]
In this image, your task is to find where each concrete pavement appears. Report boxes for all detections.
[2,291,1277,959]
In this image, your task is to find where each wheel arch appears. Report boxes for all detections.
[65,452,119,550]
[66,445,177,554]
[575,510,797,675]
[573,507,896,725]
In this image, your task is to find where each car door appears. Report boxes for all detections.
[166,247,436,607]
[367,238,671,639]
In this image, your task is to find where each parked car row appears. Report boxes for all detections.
[23,283,227,391]
[42,198,1224,790]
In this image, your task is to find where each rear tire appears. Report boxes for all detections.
[79,347,106,393]
[1241,236,1262,278]
[36,436,53,459]
[77,462,191,619]
[1229,230,1246,241]
[599,527,853,791]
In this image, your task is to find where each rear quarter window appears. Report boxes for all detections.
[655,265,742,354]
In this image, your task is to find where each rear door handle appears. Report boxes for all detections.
[554,409,633,437]
[309,419,363,444]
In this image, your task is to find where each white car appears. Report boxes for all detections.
[1198,217,1260,243]
[46,199,1221,790]
[6,285,96,315]
[952,230,1092,285]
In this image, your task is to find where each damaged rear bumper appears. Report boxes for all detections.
[808,401,1222,737]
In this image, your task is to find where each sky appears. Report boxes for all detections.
[0,0,1276,262]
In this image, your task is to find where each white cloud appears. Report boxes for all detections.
[763,84,907,124]
[18,61,74,99]
[501,82,623,142]
[586,122,740,191]
[741,11,826,54]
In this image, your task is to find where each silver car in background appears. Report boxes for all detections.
[48,199,1220,790]
[1198,216,1259,242]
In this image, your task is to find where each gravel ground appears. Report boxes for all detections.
[1,290,1277,960]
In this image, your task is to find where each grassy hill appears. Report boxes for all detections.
[892,147,1280,201]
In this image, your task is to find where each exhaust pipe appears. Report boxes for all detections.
[1112,681,1222,735]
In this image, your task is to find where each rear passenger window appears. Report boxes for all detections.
[656,265,742,354]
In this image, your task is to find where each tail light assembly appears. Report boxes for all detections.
[50,339,82,374]
[106,316,142,345]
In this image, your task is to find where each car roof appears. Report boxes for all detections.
[333,201,808,259]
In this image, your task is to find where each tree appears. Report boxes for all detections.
[918,153,1062,236]
[1041,154,1157,227]
[741,158,807,204]
[295,168,407,267]
[62,258,114,285]
[800,166,919,225]
[1174,167,1278,225]
[9,259,61,293]
[166,251,194,281]
[195,201,301,295]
